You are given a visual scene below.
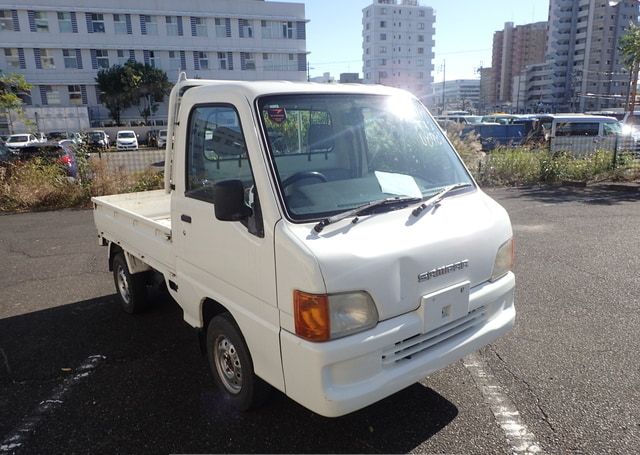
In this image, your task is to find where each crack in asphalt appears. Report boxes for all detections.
[488,346,557,435]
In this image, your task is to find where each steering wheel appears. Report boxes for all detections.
[282,171,328,189]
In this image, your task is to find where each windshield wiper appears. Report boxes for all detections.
[313,196,422,233]
[411,183,473,217]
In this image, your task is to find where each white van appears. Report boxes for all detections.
[549,115,627,155]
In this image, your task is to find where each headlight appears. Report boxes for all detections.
[490,238,514,282]
[293,290,379,342]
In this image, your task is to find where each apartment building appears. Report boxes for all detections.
[491,21,547,105]
[0,0,307,126]
[544,0,638,112]
[362,0,435,99]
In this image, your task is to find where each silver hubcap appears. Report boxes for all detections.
[116,265,130,304]
[214,335,243,394]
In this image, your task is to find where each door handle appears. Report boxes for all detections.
[181,214,192,223]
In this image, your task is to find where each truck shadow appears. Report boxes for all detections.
[0,293,458,454]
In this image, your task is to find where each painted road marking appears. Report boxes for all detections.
[0,355,105,453]
[463,353,542,454]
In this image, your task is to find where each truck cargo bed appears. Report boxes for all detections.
[92,190,174,274]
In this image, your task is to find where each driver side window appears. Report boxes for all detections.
[186,105,255,203]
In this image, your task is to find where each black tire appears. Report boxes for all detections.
[112,253,148,314]
[206,313,271,410]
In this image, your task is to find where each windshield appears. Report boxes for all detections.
[118,132,135,138]
[8,135,28,143]
[159,130,167,138]
[258,94,473,221]
[89,132,103,139]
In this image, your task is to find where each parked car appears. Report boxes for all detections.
[547,115,629,155]
[86,130,110,150]
[46,131,69,141]
[157,129,168,149]
[0,135,8,145]
[13,142,79,178]
[116,130,139,151]
[5,133,39,151]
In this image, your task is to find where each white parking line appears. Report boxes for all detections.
[463,353,542,455]
[0,355,105,453]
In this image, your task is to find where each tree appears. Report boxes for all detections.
[0,71,31,133]
[619,23,640,113]
[124,62,171,125]
[95,65,135,126]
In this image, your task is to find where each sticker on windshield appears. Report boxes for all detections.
[267,107,287,124]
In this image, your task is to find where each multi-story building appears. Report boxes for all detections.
[491,21,547,104]
[0,0,308,127]
[429,79,480,113]
[479,67,497,113]
[545,0,638,112]
[362,0,435,99]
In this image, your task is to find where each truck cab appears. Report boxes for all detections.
[93,75,515,417]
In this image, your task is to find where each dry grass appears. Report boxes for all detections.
[0,158,163,212]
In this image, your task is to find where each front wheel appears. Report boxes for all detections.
[206,313,270,410]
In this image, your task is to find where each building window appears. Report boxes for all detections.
[68,85,82,105]
[41,49,55,69]
[217,52,229,70]
[143,15,158,35]
[0,10,15,31]
[418,47,424,54]
[419,10,425,17]
[418,34,424,42]
[380,33,387,40]
[96,49,109,68]
[166,16,179,36]
[4,48,20,69]
[261,20,293,39]
[57,12,73,33]
[62,49,77,69]
[90,13,105,33]
[148,50,157,67]
[196,51,209,69]
[366,22,370,30]
[380,21,387,28]
[239,19,253,38]
[381,59,387,66]
[379,71,387,79]
[241,52,256,70]
[44,86,61,105]
[34,11,49,32]
[168,51,181,70]
[214,18,227,38]
[194,17,207,36]
[116,49,128,66]
[113,14,127,34]
[418,23,425,30]
[381,8,387,14]
[263,53,296,71]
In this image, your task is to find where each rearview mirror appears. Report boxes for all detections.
[214,180,252,222]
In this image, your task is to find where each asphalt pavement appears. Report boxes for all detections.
[0,186,639,454]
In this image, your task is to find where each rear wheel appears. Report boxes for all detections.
[206,313,270,410]
[112,253,148,314]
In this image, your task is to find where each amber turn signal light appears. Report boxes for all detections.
[293,290,330,342]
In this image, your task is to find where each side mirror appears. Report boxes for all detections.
[214,180,252,222]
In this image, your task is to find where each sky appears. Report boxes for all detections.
[278,0,549,81]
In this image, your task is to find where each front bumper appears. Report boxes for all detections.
[280,272,515,417]
[117,142,137,150]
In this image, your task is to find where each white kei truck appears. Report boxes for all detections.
[92,74,516,417]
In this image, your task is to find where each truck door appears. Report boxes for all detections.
[171,97,283,391]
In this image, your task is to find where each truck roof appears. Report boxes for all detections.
[180,79,410,100]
